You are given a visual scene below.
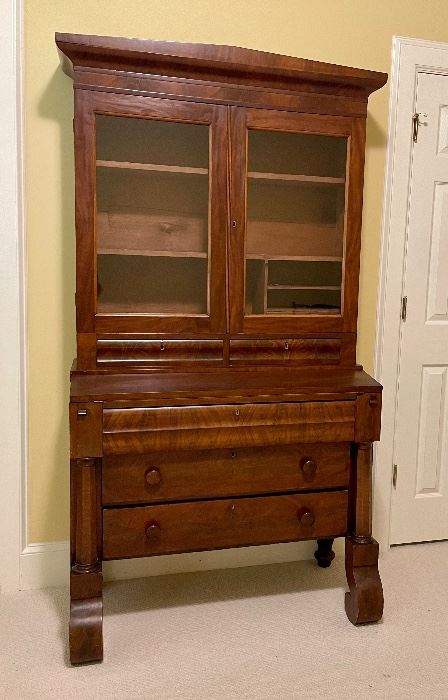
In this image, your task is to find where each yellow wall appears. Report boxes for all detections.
[25,0,448,542]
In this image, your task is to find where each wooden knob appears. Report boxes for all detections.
[145,468,161,486]
[145,522,161,541]
[298,509,315,527]
[300,458,317,476]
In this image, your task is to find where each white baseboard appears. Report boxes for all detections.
[19,539,345,591]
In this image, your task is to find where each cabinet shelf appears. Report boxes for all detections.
[98,248,207,259]
[96,160,208,176]
[247,254,343,262]
[267,306,341,315]
[267,285,340,290]
[247,171,345,185]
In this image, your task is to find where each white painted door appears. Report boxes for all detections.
[390,72,448,544]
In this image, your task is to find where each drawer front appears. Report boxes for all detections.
[102,443,350,505]
[103,490,348,559]
[97,339,224,365]
[103,401,355,454]
[230,338,341,364]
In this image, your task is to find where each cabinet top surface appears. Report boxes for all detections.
[55,32,387,97]
[70,366,381,403]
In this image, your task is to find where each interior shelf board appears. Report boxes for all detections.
[96,160,209,176]
[247,171,345,185]
[97,302,208,315]
[267,285,341,290]
[266,307,341,315]
[247,254,343,262]
[97,248,208,258]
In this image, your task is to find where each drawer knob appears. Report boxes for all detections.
[300,458,317,477]
[145,522,161,542]
[145,468,161,486]
[298,509,315,527]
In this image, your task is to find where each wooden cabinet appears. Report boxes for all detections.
[57,32,387,664]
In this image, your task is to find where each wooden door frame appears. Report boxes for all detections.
[0,0,26,591]
[374,36,448,551]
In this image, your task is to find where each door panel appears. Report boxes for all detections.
[391,72,448,543]
[75,90,228,336]
[229,107,362,335]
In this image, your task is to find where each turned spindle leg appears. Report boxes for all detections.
[314,538,335,568]
[70,457,103,664]
[345,442,383,625]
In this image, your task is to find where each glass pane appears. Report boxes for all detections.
[245,129,347,315]
[95,115,209,315]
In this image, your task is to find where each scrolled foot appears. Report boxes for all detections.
[314,538,335,568]
[69,597,103,664]
[345,536,383,625]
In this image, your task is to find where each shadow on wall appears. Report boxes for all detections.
[366,113,387,151]
[37,64,76,541]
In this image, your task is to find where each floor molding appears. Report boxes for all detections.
[19,539,344,590]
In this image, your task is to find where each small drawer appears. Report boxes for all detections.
[103,401,355,454]
[97,339,224,365]
[102,443,350,505]
[229,338,341,364]
[102,490,348,559]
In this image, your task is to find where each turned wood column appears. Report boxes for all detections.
[350,442,373,543]
[72,458,100,574]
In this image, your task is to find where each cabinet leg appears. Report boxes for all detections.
[69,569,103,664]
[70,454,103,663]
[345,536,383,625]
[314,538,335,568]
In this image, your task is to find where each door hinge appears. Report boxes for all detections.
[412,112,428,143]
[401,295,407,322]
[392,464,398,489]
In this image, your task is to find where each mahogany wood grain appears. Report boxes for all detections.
[69,402,103,458]
[342,117,366,334]
[74,90,96,341]
[102,490,348,559]
[354,392,382,442]
[102,443,350,505]
[96,339,224,365]
[58,34,386,660]
[56,33,387,98]
[344,442,383,624]
[72,459,100,572]
[72,69,370,118]
[345,537,383,624]
[69,598,103,664]
[70,367,381,403]
[102,401,355,454]
[350,442,373,539]
[229,338,341,364]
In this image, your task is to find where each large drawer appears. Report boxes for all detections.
[102,490,348,559]
[102,401,355,454]
[102,443,350,505]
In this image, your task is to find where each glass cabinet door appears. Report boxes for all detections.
[96,116,210,316]
[76,92,227,334]
[229,108,358,334]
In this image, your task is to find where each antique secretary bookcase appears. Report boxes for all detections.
[56,33,387,664]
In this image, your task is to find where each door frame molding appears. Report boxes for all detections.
[374,36,448,550]
[0,0,26,591]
